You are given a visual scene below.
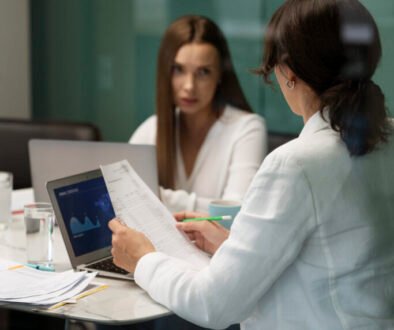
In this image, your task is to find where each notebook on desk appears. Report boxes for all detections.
[29,139,159,203]
[46,169,134,280]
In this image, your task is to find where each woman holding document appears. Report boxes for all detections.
[111,0,394,329]
[129,15,267,213]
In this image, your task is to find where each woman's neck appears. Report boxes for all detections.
[178,106,221,178]
[179,107,219,136]
[297,86,321,124]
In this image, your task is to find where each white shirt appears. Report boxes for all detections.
[135,111,394,329]
[130,105,267,212]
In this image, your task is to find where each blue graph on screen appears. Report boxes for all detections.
[70,215,101,235]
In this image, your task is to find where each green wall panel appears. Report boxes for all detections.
[134,34,160,130]
[31,0,394,141]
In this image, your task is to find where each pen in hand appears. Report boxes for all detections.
[182,215,232,223]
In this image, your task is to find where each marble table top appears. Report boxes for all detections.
[0,189,170,325]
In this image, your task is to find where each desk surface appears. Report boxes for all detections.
[0,189,170,325]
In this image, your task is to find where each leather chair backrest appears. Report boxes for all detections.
[0,118,101,189]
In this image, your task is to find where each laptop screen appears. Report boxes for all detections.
[54,176,115,257]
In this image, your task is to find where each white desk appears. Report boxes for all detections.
[0,189,170,325]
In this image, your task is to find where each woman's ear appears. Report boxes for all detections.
[278,65,297,90]
[281,65,296,82]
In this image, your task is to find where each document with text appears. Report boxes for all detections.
[100,160,210,269]
[0,258,100,307]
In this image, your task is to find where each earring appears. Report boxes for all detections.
[286,80,295,89]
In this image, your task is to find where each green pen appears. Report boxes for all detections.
[182,215,232,223]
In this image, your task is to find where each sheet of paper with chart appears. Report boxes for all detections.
[100,160,210,269]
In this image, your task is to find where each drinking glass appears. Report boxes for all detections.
[0,172,13,231]
[24,203,54,267]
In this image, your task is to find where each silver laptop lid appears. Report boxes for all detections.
[29,139,158,202]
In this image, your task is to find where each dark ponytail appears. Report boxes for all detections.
[320,79,389,156]
[259,0,391,156]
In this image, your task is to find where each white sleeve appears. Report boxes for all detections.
[160,187,213,213]
[159,187,197,213]
[128,116,157,145]
[135,152,317,329]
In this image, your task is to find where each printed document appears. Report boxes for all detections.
[100,160,210,269]
[0,258,99,306]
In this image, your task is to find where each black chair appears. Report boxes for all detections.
[0,118,101,189]
[267,131,298,153]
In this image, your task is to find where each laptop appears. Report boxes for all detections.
[29,139,159,202]
[47,169,133,280]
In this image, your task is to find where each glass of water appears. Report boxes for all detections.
[24,203,55,267]
[0,172,13,231]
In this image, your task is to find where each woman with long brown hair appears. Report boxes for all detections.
[130,15,266,213]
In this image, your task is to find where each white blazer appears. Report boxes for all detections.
[135,111,394,329]
[130,105,267,212]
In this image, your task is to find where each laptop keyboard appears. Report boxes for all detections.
[88,258,129,275]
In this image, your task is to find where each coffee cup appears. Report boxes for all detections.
[208,200,241,229]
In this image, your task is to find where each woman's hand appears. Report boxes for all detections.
[174,211,230,255]
[108,219,155,273]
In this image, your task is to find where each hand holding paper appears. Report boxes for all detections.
[174,211,230,255]
[109,219,155,273]
[100,160,210,270]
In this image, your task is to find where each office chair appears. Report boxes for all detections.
[267,131,298,153]
[0,118,102,189]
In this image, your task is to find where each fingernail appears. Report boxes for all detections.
[117,219,126,226]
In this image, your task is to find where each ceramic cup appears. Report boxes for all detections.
[208,200,241,229]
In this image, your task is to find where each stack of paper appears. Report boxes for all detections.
[0,258,102,308]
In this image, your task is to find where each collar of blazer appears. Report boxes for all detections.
[299,107,330,138]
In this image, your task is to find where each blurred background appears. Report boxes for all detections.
[1,0,393,141]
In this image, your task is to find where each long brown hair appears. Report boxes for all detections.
[156,15,252,188]
[257,0,390,156]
